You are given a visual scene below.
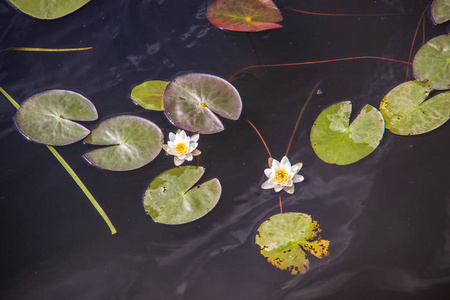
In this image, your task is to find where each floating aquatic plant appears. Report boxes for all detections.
[431,0,450,24]
[380,80,450,135]
[310,101,385,165]
[261,156,304,194]
[162,130,201,166]
[84,115,163,171]
[131,80,169,111]
[413,34,450,90]
[164,73,242,134]
[206,0,283,32]
[255,213,329,275]
[15,89,98,146]
[143,166,221,225]
[7,0,91,20]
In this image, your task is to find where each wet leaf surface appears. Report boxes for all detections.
[310,101,385,165]
[84,115,163,171]
[380,80,450,135]
[143,166,221,225]
[164,73,242,134]
[431,0,450,24]
[8,0,90,19]
[206,0,283,32]
[131,80,168,111]
[15,89,97,146]
[255,213,329,275]
[413,34,450,90]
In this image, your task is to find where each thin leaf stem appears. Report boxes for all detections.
[242,115,272,157]
[284,6,417,17]
[0,47,93,52]
[279,194,283,214]
[405,5,428,81]
[0,87,117,235]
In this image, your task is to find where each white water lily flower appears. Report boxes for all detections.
[261,156,304,194]
[162,130,201,166]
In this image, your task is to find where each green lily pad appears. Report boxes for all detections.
[84,115,163,171]
[143,166,221,225]
[131,80,169,111]
[164,73,242,134]
[15,89,97,146]
[431,0,450,24]
[8,0,90,20]
[413,35,450,90]
[206,0,283,32]
[255,213,330,275]
[380,80,450,135]
[310,101,385,165]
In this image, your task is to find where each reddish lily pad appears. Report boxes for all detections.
[164,73,242,134]
[206,0,283,32]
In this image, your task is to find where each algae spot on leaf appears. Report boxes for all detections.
[431,0,450,24]
[143,166,221,225]
[84,115,163,171]
[15,89,98,146]
[255,213,330,275]
[310,101,385,165]
[131,80,169,111]
[380,80,450,135]
[206,0,283,32]
[164,73,242,134]
[8,0,91,20]
[413,34,450,90]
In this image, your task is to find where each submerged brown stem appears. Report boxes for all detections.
[284,6,418,17]
[405,5,428,81]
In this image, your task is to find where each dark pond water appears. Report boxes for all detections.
[1,0,449,299]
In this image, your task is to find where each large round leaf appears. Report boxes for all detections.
[15,89,97,146]
[206,0,283,32]
[310,101,385,165]
[8,0,90,20]
[84,115,163,171]
[431,0,450,24]
[380,80,450,135]
[255,213,330,275]
[164,73,242,134]
[143,166,222,225]
[413,35,450,90]
[131,80,169,111]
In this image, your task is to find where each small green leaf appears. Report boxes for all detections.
[164,73,242,134]
[380,80,450,135]
[413,34,450,90]
[8,0,90,20]
[131,80,169,111]
[431,0,450,24]
[206,0,283,32]
[255,213,330,275]
[84,115,163,171]
[143,166,222,225]
[310,101,385,165]
[15,89,97,146]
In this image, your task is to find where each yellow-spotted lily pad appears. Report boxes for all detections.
[413,35,450,90]
[131,80,169,111]
[84,115,163,171]
[255,213,330,275]
[206,0,283,32]
[431,0,450,24]
[8,0,90,20]
[164,73,242,134]
[143,166,221,225]
[310,101,385,165]
[15,89,98,146]
[380,80,450,135]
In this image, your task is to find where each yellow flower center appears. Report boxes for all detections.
[175,142,188,154]
[274,169,289,184]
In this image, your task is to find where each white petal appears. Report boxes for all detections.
[189,142,198,151]
[191,134,200,143]
[174,157,184,166]
[166,148,176,155]
[179,130,187,140]
[185,153,193,161]
[285,179,293,187]
[192,149,201,156]
[261,179,275,189]
[291,165,299,174]
[274,185,283,192]
[178,153,186,160]
[167,141,175,148]
[169,132,176,141]
[264,168,273,178]
[162,144,169,151]
[284,185,295,194]
[293,174,304,183]
[280,156,291,169]
[271,158,280,169]
[293,162,303,173]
